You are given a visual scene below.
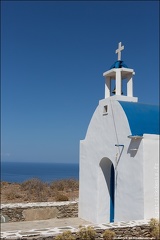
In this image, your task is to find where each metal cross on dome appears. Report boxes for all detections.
[115,42,124,61]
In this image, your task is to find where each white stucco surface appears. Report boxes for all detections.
[79,55,159,224]
[143,134,159,219]
[79,98,149,223]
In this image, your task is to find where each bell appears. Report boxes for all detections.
[112,88,123,95]
[112,88,116,94]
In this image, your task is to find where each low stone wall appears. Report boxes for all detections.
[0,201,78,222]
[53,225,152,240]
[88,225,152,239]
[2,223,153,240]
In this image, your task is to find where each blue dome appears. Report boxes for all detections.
[119,101,160,136]
[110,60,128,69]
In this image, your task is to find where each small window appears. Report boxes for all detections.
[103,105,108,115]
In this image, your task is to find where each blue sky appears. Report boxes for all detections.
[1,1,159,163]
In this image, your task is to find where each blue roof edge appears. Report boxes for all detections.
[118,101,160,136]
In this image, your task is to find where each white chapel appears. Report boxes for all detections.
[79,42,159,224]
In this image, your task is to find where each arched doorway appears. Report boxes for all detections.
[100,158,115,222]
[110,164,115,222]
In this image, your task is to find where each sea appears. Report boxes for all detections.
[1,162,79,183]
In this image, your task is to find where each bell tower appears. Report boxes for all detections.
[103,42,138,102]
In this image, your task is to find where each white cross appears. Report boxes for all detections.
[115,42,124,61]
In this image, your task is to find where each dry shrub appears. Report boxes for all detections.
[65,179,79,191]
[55,193,69,201]
[1,178,79,203]
[76,226,96,240]
[50,179,79,201]
[21,178,45,190]
[50,179,79,192]
[21,178,79,202]
[1,181,10,187]
[149,218,160,240]
[5,189,22,200]
[21,178,49,202]
[103,229,115,240]
[54,230,75,240]
[50,180,65,191]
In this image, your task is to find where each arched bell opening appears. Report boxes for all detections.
[111,78,128,96]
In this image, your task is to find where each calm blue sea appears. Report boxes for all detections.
[1,162,79,183]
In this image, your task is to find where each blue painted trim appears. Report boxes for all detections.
[119,101,160,136]
[110,164,114,222]
[110,60,128,69]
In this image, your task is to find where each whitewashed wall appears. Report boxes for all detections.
[79,98,159,224]
[143,134,159,219]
